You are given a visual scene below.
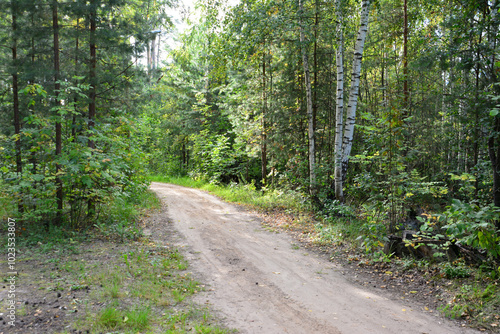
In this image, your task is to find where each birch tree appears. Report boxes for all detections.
[333,0,344,201]
[334,0,371,202]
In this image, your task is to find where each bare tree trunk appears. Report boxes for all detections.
[157,33,161,69]
[403,0,408,110]
[340,0,371,182]
[488,0,500,230]
[334,0,371,201]
[334,0,344,201]
[147,40,151,76]
[151,36,156,70]
[88,0,97,217]
[261,50,267,186]
[299,0,317,197]
[53,0,63,225]
[11,0,23,214]
[72,18,80,141]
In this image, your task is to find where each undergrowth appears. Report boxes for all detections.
[1,188,161,252]
[149,175,312,213]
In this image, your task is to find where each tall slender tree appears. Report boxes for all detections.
[334,0,371,202]
[299,0,317,197]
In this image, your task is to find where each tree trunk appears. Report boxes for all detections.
[88,0,97,217]
[403,0,408,110]
[340,0,371,182]
[488,121,500,231]
[72,18,80,141]
[313,0,319,137]
[53,0,63,225]
[261,51,267,186]
[299,0,317,197]
[334,0,344,201]
[488,0,500,230]
[151,36,156,70]
[334,0,371,202]
[11,0,23,214]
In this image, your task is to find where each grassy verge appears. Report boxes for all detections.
[149,175,312,213]
[0,187,231,334]
[0,239,231,333]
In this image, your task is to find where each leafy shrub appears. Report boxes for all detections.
[322,199,355,218]
[357,205,389,253]
[440,261,471,278]
[441,199,500,260]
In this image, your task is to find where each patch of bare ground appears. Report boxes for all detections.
[0,228,231,334]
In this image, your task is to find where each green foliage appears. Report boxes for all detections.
[322,200,356,218]
[438,282,500,327]
[190,131,246,184]
[356,205,389,253]
[441,200,500,260]
[350,148,448,228]
[0,79,150,228]
[0,0,170,230]
[440,261,472,279]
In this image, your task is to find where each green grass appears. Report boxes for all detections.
[0,183,231,334]
[95,303,152,331]
[149,174,312,213]
[311,217,365,247]
[96,304,122,329]
[72,243,229,333]
[438,281,500,330]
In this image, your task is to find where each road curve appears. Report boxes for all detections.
[148,182,478,334]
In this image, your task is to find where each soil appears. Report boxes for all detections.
[147,182,483,334]
[0,182,491,334]
[0,240,137,334]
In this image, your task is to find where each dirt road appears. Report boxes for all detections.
[148,182,478,334]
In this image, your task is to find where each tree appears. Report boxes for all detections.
[298,0,317,197]
[0,0,174,227]
[334,0,371,202]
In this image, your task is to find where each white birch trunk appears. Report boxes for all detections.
[334,0,345,201]
[299,0,317,196]
[340,0,370,181]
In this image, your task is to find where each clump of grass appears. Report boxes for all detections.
[103,281,122,299]
[440,261,472,279]
[438,282,499,330]
[162,308,231,334]
[311,214,365,248]
[125,306,151,331]
[96,304,122,329]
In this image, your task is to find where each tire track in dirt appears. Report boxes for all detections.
[148,182,479,334]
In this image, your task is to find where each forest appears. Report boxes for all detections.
[1,0,500,302]
[1,0,500,331]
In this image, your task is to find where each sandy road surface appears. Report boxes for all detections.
[148,182,478,334]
